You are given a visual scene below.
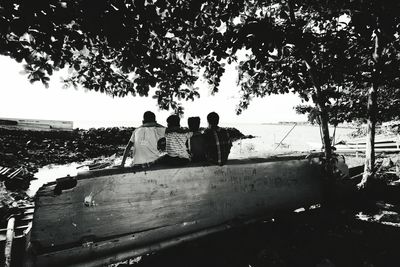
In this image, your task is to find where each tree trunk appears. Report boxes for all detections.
[358,84,378,188]
[318,103,332,160]
[286,0,332,161]
[303,60,332,161]
[358,28,381,189]
[287,0,333,207]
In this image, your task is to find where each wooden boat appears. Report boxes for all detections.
[335,135,400,153]
[29,153,348,267]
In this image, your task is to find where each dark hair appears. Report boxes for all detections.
[188,117,200,131]
[143,111,156,123]
[167,114,180,127]
[207,112,219,127]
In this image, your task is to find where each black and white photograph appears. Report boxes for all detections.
[1,1,400,266]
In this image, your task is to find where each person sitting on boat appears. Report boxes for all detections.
[120,111,165,168]
[161,114,193,165]
[187,116,207,162]
[203,112,232,166]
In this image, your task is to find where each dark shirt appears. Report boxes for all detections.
[187,132,207,162]
[203,127,232,166]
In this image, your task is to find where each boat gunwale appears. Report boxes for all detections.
[72,153,321,181]
[34,153,323,197]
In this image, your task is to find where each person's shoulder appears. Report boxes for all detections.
[206,126,227,133]
[141,122,165,128]
[174,131,192,138]
[154,123,165,128]
[217,127,231,139]
[191,131,203,137]
[218,127,229,134]
[133,127,146,137]
[203,128,213,134]
[192,133,206,141]
[154,125,166,131]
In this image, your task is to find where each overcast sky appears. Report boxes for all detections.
[0,55,307,126]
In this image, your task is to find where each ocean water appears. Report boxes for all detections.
[225,123,354,158]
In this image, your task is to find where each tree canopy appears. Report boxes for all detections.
[1,0,245,112]
[295,0,400,126]
[2,0,400,121]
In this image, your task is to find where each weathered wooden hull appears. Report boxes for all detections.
[31,155,334,266]
[335,135,400,153]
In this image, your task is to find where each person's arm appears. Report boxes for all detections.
[157,137,166,152]
[227,131,232,149]
[202,129,212,162]
[120,141,133,167]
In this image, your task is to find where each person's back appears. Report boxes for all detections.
[121,111,165,167]
[203,112,232,166]
[187,117,206,162]
[163,115,192,165]
[131,124,165,165]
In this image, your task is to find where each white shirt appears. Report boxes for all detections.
[129,123,165,165]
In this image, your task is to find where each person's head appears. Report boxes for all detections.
[207,112,219,127]
[143,111,156,124]
[188,117,200,132]
[167,114,180,127]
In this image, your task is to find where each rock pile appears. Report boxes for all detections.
[0,127,135,173]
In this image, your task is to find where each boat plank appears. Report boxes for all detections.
[345,143,396,148]
[36,217,227,266]
[32,159,323,253]
[347,136,398,144]
[336,148,400,153]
